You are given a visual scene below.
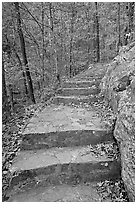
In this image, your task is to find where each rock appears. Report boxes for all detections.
[100,42,135,201]
[114,78,135,201]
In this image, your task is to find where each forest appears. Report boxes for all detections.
[2,2,135,202]
[2,2,135,116]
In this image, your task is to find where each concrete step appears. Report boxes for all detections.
[8,145,121,198]
[7,182,114,202]
[53,95,102,105]
[74,76,102,81]
[21,130,113,150]
[21,104,111,150]
[74,72,102,77]
[62,80,100,88]
[58,87,100,96]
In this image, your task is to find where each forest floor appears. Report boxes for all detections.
[2,63,129,202]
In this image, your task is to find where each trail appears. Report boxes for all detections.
[7,65,121,202]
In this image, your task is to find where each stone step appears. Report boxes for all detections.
[74,72,102,77]
[53,95,102,105]
[8,145,121,198]
[62,80,100,88]
[74,76,102,81]
[58,87,100,96]
[83,74,103,78]
[21,130,113,150]
[21,104,110,150]
[7,182,113,202]
[74,78,99,82]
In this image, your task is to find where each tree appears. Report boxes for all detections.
[41,2,45,84]
[2,57,10,118]
[85,3,92,64]
[14,2,35,103]
[48,2,58,79]
[95,2,100,62]
[4,34,28,95]
[2,2,135,102]
[128,2,135,32]
[13,48,28,95]
[117,3,122,53]
[69,3,76,77]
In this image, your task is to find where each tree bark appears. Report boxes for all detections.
[41,2,45,84]
[8,84,14,112]
[95,2,100,62]
[13,48,28,95]
[14,2,35,104]
[2,58,10,115]
[117,3,122,53]
[69,3,75,77]
[60,8,65,65]
[128,2,135,32]
[85,4,91,64]
[48,3,58,79]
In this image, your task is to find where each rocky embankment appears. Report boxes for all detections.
[100,42,135,201]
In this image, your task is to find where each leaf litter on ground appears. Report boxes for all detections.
[80,142,120,161]
[96,179,129,202]
[2,91,56,201]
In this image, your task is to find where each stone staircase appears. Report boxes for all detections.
[53,75,103,106]
[6,70,121,202]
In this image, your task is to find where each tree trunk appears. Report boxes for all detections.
[87,21,91,64]
[14,2,35,104]
[128,2,135,32]
[34,70,41,91]
[117,3,122,53]
[69,34,73,77]
[8,84,14,112]
[95,2,100,62]
[2,58,10,116]
[41,2,45,84]
[60,8,66,75]
[48,3,58,79]
[85,5,91,65]
[69,3,75,78]
[13,48,28,95]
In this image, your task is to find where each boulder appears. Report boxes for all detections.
[114,77,135,201]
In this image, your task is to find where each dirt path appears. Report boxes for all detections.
[6,67,122,202]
